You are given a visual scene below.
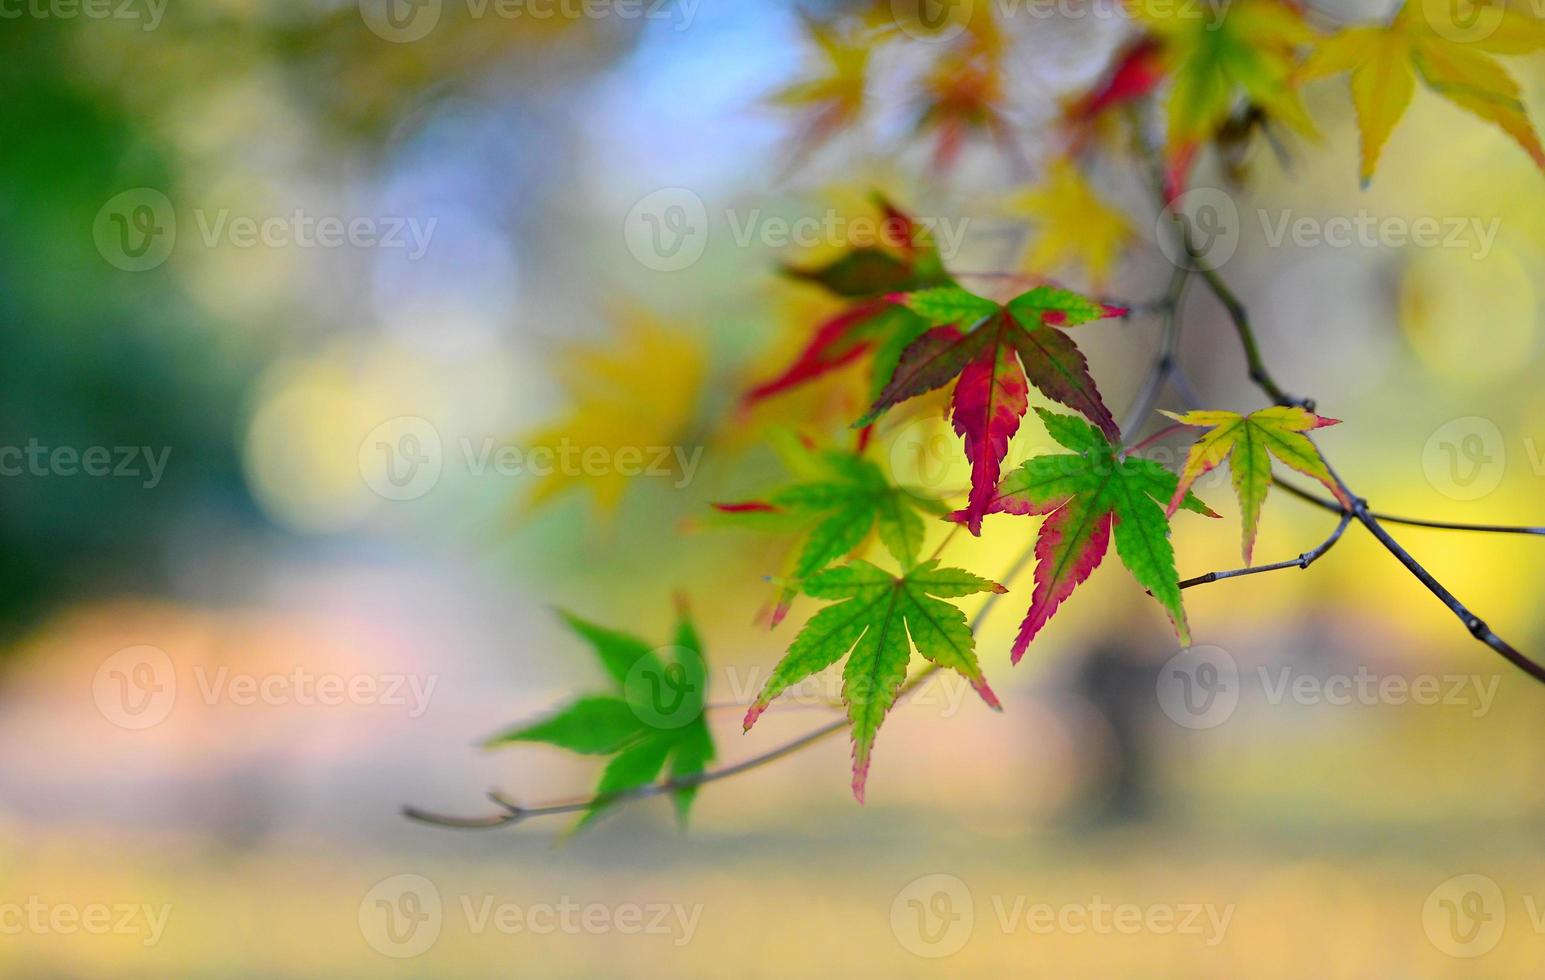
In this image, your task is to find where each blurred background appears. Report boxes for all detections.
[2,0,1544,975]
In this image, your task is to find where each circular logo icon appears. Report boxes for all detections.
[1156,645,1239,729]
[1156,188,1240,272]
[887,416,970,499]
[624,188,709,272]
[624,645,706,730]
[94,188,176,272]
[890,0,973,42]
[1422,417,1505,502]
[358,0,442,42]
[359,416,444,501]
[1422,873,1504,958]
[93,645,177,730]
[1413,0,1505,43]
[891,873,973,958]
[359,874,443,958]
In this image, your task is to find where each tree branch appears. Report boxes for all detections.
[1177,514,1351,590]
[1272,478,1545,536]
[403,543,1040,830]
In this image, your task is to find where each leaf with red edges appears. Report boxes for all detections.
[958,410,1218,658]
[859,284,1128,533]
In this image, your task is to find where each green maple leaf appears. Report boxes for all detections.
[711,444,950,625]
[486,605,715,831]
[743,558,1005,802]
[972,409,1219,661]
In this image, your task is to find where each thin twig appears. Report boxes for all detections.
[1178,514,1351,590]
[1273,479,1545,536]
[403,543,1040,830]
[1119,262,1191,438]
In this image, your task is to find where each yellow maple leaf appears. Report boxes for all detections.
[769,15,874,161]
[1008,161,1133,287]
[522,314,704,515]
[1300,0,1545,185]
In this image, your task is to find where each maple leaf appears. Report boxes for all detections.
[743,558,1005,802]
[486,603,715,831]
[744,197,954,408]
[523,315,703,515]
[914,46,1012,173]
[770,15,874,165]
[1161,407,1353,564]
[858,284,1129,535]
[1131,0,1317,195]
[966,409,1219,659]
[712,444,949,626]
[1007,160,1134,287]
[1299,0,1545,185]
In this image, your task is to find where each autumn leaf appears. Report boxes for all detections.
[771,15,874,165]
[1131,0,1317,195]
[858,283,1129,534]
[743,559,1005,801]
[523,314,703,515]
[1161,407,1352,564]
[711,443,949,625]
[745,197,954,407]
[965,409,1219,659]
[486,603,715,831]
[1299,0,1545,185]
[914,46,1012,173]
[1007,160,1134,287]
